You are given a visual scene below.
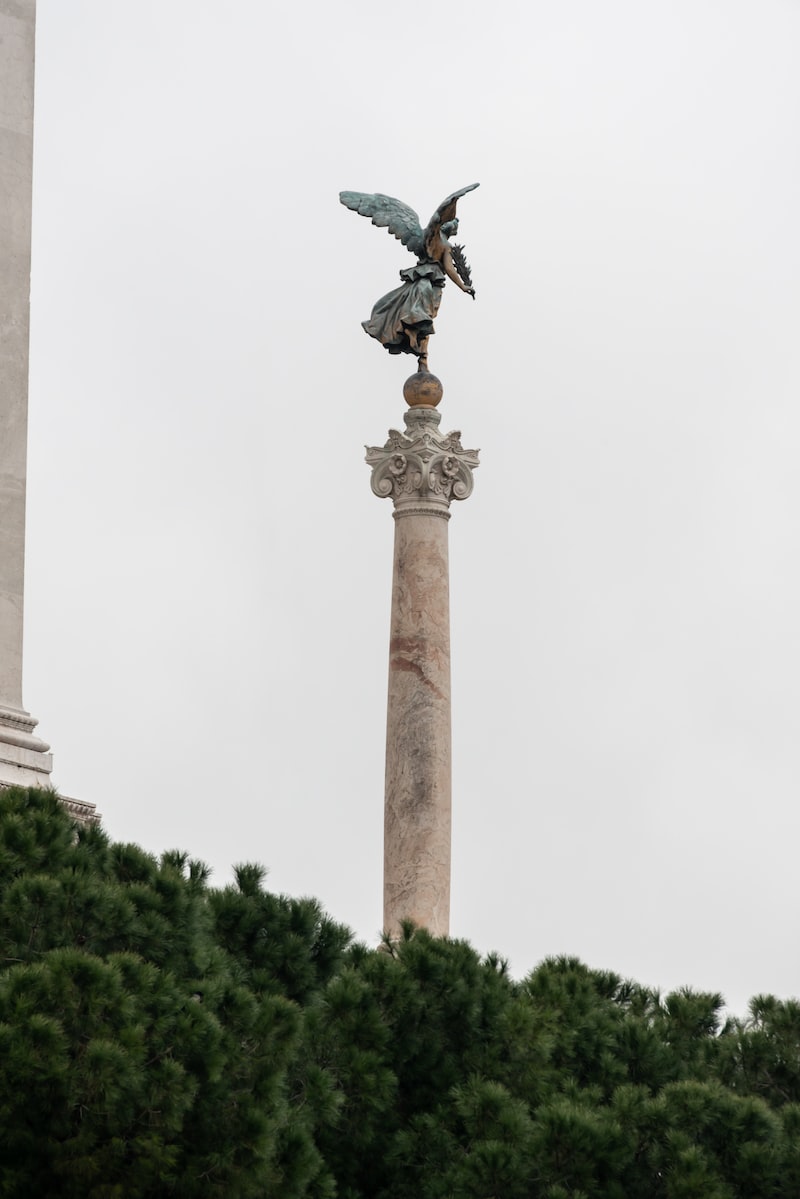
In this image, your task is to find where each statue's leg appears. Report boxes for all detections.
[417,337,429,372]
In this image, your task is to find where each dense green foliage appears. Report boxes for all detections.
[1,786,799,1197]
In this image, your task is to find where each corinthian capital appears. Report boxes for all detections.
[365,407,480,517]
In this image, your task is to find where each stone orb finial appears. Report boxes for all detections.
[403,371,444,408]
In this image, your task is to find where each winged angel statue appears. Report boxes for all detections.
[340,183,479,373]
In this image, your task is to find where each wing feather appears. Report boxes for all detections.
[339,191,424,256]
[423,182,480,246]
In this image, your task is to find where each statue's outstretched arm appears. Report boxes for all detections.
[442,246,475,298]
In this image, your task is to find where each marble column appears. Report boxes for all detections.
[0,0,52,787]
[366,378,479,938]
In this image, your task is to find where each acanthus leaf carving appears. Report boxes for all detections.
[366,408,479,513]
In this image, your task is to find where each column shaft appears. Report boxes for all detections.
[0,0,53,786]
[0,0,36,714]
[384,509,451,937]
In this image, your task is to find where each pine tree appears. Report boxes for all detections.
[0,788,331,1197]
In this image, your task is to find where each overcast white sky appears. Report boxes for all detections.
[22,0,800,1015]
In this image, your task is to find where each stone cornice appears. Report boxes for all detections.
[59,795,101,827]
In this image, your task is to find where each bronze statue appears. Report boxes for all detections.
[340,184,479,373]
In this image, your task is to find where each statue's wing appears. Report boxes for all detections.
[422,182,480,246]
[339,191,425,256]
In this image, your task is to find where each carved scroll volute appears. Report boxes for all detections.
[366,409,479,516]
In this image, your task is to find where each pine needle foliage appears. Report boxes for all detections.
[2,787,800,1197]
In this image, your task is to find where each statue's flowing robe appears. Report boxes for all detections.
[362,261,445,357]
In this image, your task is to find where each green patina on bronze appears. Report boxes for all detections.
[340,184,479,375]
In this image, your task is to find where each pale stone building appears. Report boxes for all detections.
[0,0,97,825]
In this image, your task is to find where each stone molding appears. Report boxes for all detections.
[366,406,479,516]
[0,703,52,786]
[59,794,101,827]
[0,703,50,752]
[392,505,451,522]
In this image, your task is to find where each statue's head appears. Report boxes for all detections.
[442,218,459,238]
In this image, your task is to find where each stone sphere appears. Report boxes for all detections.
[403,371,444,408]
